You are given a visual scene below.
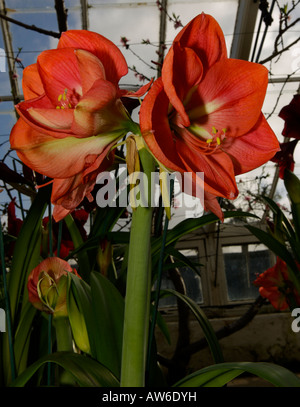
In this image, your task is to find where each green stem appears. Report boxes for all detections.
[120,146,155,387]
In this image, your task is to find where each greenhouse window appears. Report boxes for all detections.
[222,243,273,301]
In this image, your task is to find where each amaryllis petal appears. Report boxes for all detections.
[58,30,128,85]
[74,49,106,94]
[15,94,73,137]
[223,114,280,175]
[120,78,154,99]
[37,48,83,105]
[51,153,113,222]
[176,133,238,198]
[10,118,119,178]
[27,107,74,130]
[72,79,129,136]
[187,59,269,139]
[51,173,95,209]
[140,78,186,172]
[22,64,44,99]
[174,13,227,71]
[162,43,203,127]
[203,191,224,221]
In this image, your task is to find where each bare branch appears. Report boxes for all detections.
[259,35,300,65]
[54,0,68,34]
[0,12,60,38]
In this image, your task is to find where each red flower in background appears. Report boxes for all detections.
[10,30,151,222]
[271,139,298,179]
[7,199,88,259]
[6,199,23,257]
[140,13,279,219]
[279,94,300,140]
[253,257,300,311]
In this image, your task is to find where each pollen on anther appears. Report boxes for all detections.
[216,137,221,145]
[56,106,61,109]
[58,94,62,102]
[206,138,213,144]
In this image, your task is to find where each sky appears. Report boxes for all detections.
[0,0,299,224]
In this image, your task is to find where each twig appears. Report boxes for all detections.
[54,0,68,34]
[0,12,60,38]
[267,68,300,120]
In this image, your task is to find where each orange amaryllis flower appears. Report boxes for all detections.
[27,257,80,316]
[140,13,279,219]
[253,257,300,311]
[10,30,151,221]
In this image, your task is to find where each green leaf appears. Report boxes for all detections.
[8,185,51,323]
[3,185,51,384]
[284,170,300,245]
[10,352,119,387]
[161,289,224,364]
[13,302,37,375]
[174,361,300,387]
[151,211,257,257]
[64,214,91,280]
[162,246,202,276]
[68,274,96,356]
[68,272,124,379]
[260,195,295,241]
[90,271,124,379]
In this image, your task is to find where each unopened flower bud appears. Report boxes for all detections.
[28,257,80,317]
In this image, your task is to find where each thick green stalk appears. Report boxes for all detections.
[120,146,155,387]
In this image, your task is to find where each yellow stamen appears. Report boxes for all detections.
[57,94,62,102]
[56,106,61,109]
[216,137,221,145]
[212,126,217,134]
[206,138,213,144]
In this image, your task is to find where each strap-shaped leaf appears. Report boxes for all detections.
[10,351,119,387]
[90,271,124,379]
[161,289,224,364]
[8,184,51,324]
[151,211,258,257]
[174,361,300,387]
[64,214,91,281]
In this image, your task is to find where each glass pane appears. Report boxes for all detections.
[88,3,160,86]
[223,244,271,301]
[158,249,203,307]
